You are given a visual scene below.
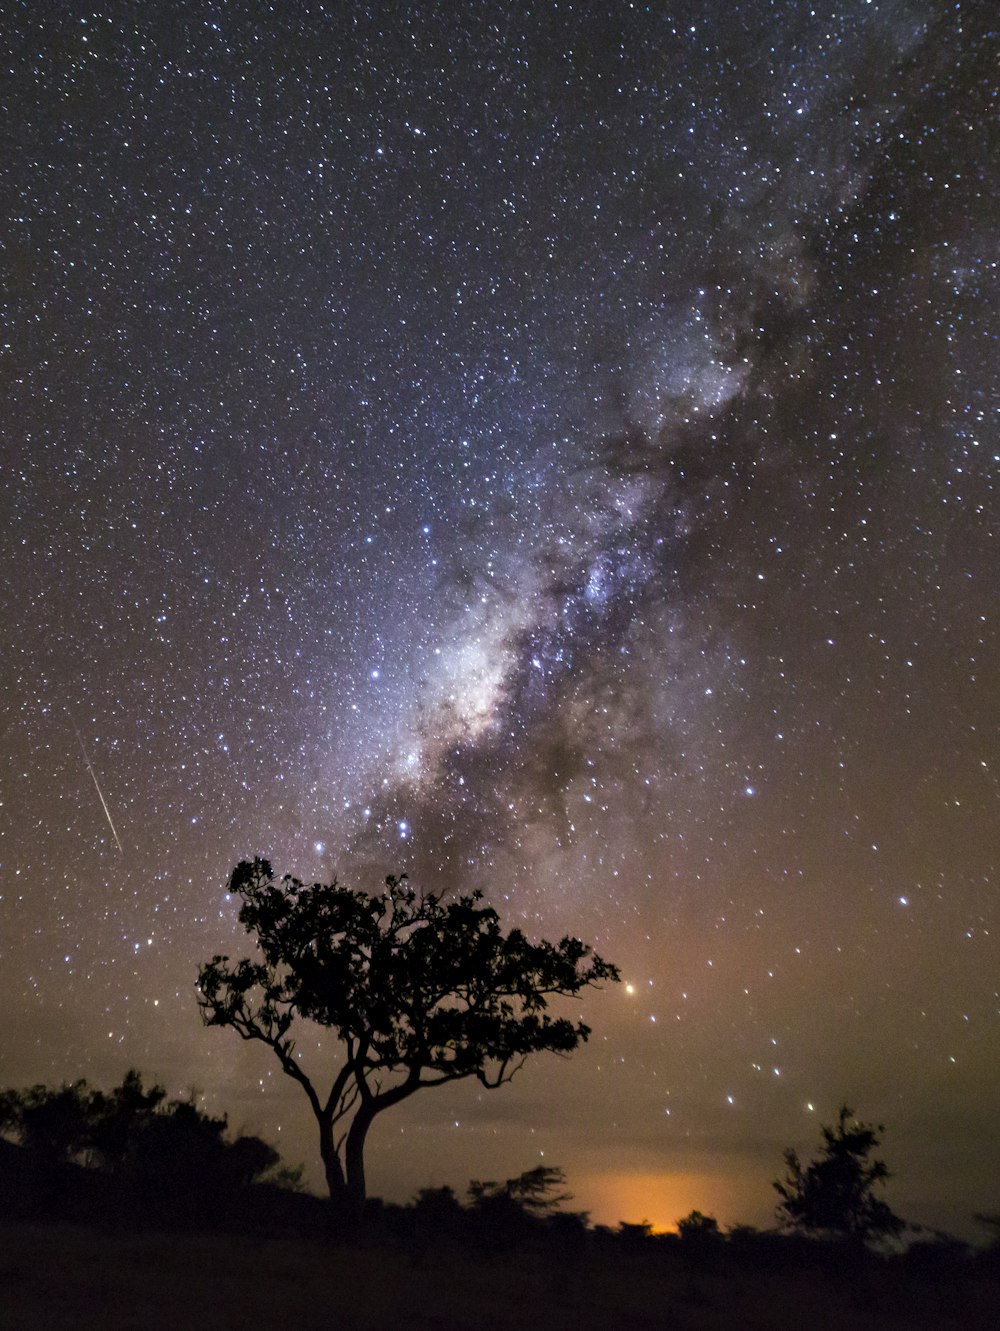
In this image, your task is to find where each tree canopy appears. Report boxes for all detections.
[0,1068,289,1196]
[197,858,619,1218]
[774,1103,905,1244]
[468,1164,572,1217]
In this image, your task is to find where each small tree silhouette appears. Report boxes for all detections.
[198,859,619,1222]
[677,1209,722,1247]
[1,1081,96,1166]
[468,1165,571,1218]
[90,1068,168,1171]
[774,1103,905,1244]
[467,1166,575,1246]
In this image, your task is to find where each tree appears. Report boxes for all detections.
[467,1166,578,1246]
[88,1068,168,1171]
[0,1080,97,1167]
[0,1070,286,1191]
[774,1104,905,1244]
[676,1209,722,1245]
[468,1165,572,1219]
[197,858,619,1220]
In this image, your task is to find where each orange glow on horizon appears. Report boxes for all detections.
[574,1169,758,1234]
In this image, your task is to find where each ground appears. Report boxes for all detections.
[0,1221,997,1330]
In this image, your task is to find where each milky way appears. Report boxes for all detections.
[2,1,997,1235]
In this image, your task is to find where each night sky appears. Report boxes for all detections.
[2,0,998,1237]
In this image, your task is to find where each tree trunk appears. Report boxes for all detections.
[344,1102,376,1220]
[318,1111,347,1203]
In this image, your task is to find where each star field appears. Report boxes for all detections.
[1,0,997,1235]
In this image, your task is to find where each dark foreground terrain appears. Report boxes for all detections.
[1,1220,997,1331]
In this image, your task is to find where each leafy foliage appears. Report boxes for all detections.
[1,1079,96,1165]
[410,1184,466,1229]
[0,1069,294,1212]
[197,858,619,1214]
[468,1165,572,1217]
[774,1104,905,1243]
[677,1210,722,1244]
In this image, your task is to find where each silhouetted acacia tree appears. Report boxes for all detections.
[197,858,619,1220]
[774,1103,905,1244]
[468,1165,571,1218]
[466,1165,577,1245]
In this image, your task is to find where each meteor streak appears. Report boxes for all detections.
[69,712,124,855]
